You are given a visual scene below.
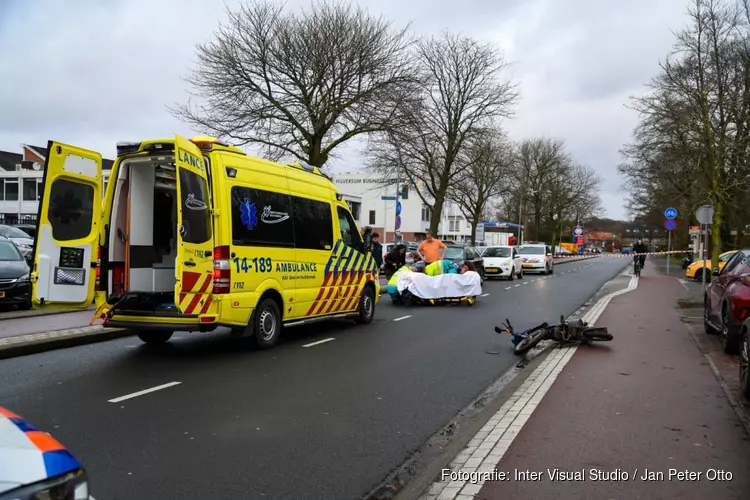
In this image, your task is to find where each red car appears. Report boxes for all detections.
[704,248,750,354]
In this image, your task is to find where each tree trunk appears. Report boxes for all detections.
[430,196,446,236]
[470,221,478,246]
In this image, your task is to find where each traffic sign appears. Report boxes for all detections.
[695,205,714,225]
[395,201,402,216]
[573,226,583,236]
[664,219,677,231]
[664,207,678,220]
[395,215,401,230]
[381,195,397,201]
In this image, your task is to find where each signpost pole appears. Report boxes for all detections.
[703,224,709,294]
[666,230,671,274]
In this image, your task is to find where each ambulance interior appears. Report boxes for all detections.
[107,155,180,312]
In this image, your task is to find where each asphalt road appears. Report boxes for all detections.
[0,257,628,500]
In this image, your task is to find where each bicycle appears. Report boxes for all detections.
[633,255,643,277]
[495,315,613,355]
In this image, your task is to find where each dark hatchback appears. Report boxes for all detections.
[0,237,31,309]
[444,244,485,280]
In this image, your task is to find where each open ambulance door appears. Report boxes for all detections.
[31,141,103,309]
[174,134,215,315]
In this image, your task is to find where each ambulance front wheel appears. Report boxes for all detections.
[355,286,376,324]
[137,331,174,345]
[252,298,282,349]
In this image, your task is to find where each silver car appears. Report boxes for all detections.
[519,244,554,274]
[0,225,33,260]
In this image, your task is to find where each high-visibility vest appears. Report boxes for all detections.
[425,260,457,276]
[388,265,412,287]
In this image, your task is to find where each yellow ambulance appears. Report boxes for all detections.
[30,135,380,348]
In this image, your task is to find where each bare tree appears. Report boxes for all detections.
[170,0,418,167]
[620,0,750,266]
[369,31,519,234]
[449,132,512,244]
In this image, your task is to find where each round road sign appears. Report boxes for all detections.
[395,215,402,230]
[664,219,677,231]
[396,201,402,216]
[664,207,678,219]
[695,205,714,225]
[573,226,583,236]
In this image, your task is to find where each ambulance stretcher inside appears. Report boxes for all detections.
[393,270,482,306]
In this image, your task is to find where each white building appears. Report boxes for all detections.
[0,144,113,225]
[331,171,476,243]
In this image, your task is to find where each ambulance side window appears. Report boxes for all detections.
[178,169,212,244]
[231,186,294,247]
[337,206,363,252]
[291,196,333,250]
[47,179,95,241]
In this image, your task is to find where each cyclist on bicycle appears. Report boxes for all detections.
[632,238,647,270]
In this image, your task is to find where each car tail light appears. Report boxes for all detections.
[112,264,125,295]
[213,246,231,294]
[741,275,750,286]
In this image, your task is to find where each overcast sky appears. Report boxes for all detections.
[0,0,691,220]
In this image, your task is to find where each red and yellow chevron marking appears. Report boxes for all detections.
[305,241,380,317]
[178,271,213,315]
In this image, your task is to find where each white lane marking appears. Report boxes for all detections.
[302,338,335,348]
[514,284,520,288]
[481,293,490,297]
[522,281,529,285]
[393,315,412,322]
[427,274,639,498]
[677,278,690,291]
[108,382,182,403]
[505,287,512,290]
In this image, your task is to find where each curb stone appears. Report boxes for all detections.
[0,326,133,360]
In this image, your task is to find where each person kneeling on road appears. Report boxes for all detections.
[387,264,413,302]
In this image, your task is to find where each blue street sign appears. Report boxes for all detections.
[381,195,397,201]
[664,219,677,231]
[395,215,402,230]
[396,201,402,216]
[664,207,678,220]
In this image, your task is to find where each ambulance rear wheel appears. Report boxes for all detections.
[252,298,281,349]
[355,286,376,324]
[137,331,173,345]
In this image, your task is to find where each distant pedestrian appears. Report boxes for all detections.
[417,230,447,264]
[371,233,383,269]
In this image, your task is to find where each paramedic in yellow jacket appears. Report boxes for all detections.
[425,259,459,276]
[387,264,412,299]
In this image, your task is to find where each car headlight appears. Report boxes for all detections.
[0,469,89,500]
[18,273,29,282]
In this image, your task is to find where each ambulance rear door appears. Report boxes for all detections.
[173,134,215,315]
[31,141,103,309]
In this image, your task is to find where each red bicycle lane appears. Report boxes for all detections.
[432,264,750,500]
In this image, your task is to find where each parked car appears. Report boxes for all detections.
[687,250,737,281]
[12,223,37,239]
[482,245,522,280]
[704,248,750,354]
[0,225,34,260]
[0,237,31,309]
[0,406,90,499]
[518,244,554,274]
[740,317,750,399]
[443,245,485,280]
